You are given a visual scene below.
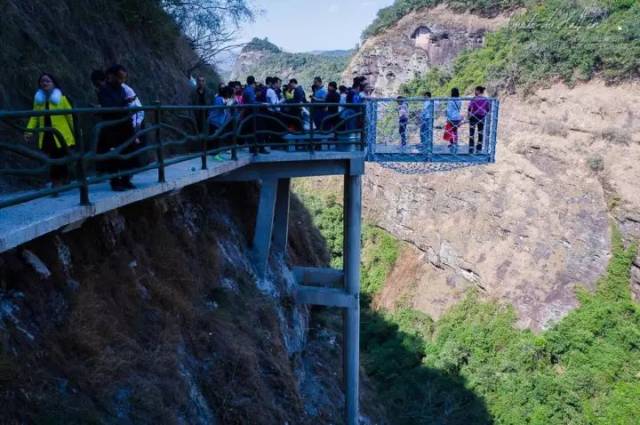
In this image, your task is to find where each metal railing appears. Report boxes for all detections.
[365,97,500,163]
[0,103,366,209]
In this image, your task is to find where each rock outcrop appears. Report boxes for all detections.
[343,5,512,95]
[0,182,385,424]
[364,80,640,330]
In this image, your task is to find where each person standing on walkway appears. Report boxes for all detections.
[325,82,341,131]
[190,75,213,134]
[311,77,328,130]
[444,87,462,154]
[420,91,436,153]
[398,96,409,147]
[468,86,491,154]
[243,76,257,104]
[24,73,75,190]
[97,65,137,191]
[208,85,232,159]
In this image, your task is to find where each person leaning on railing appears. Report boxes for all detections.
[24,73,76,191]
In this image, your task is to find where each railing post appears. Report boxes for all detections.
[252,106,258,155]
[73,113,90,206]
[231,106,238,160]
[428,99,435,161]
[201,106,208,170]
[153,103,165,183]
[490,100,500,163]
[309,104,315,153]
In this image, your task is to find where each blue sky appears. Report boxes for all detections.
[237,0,395,52]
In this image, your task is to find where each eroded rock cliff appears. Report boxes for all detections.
[0,182,385,424]
[366,80,640,329]
[343,5,512,95]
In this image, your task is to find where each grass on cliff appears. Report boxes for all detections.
[401,0,640,96]
[296,187,640,424]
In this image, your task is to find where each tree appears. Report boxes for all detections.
[161,0,256,74]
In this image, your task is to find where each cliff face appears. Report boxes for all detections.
[0,182,384,424]
[343,5,512,95]
[336,3,640,329]
[364,80,640,330]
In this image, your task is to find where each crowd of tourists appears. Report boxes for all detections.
[23,68,490,193]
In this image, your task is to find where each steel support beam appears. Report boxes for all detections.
[292,267,344,287]
[343,173,362,425]
[215,157,364,182]
[271,178,291,257]
[295,286,357,309]
[251,178,278,278]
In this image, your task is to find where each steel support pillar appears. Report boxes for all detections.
[252,178,278,277]
[271,178,291,257]
[343,173,362,425]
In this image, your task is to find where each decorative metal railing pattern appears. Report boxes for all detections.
[0,97,499,209]
[0,103,365,209]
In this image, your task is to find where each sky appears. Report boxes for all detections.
[237,0,395,52]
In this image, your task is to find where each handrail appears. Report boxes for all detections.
[0,103,367,210]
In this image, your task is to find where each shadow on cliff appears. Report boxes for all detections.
[359,292,493,425]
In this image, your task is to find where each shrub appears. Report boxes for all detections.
[588,155,605,172]
[541,119,569,137]
[599,127,628,144]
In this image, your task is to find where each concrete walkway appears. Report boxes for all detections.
[0,149,363,253]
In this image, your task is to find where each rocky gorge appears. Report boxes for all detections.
[338,4,640,329]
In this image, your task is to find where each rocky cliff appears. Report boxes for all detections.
[0,182,385,424]
[367,80,640,329]
[336,3,640,330]
[343,5,512,95]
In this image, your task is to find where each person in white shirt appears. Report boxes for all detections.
[265,76,281,112]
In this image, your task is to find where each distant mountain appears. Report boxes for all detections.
[230,38,354,89]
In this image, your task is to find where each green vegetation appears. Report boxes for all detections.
[401,0,640,95]
[362,0,524,39]
[296,186,640,424]
[238,40,353,89]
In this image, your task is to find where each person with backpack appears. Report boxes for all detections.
[468,86,491,154]
[208,85,233,159]
[444,87,462,154]
[24,73,75,190]
[97,65,138,191]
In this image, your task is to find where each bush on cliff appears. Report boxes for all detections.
[401,0,640,95]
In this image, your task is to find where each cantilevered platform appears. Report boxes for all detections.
[0,150,364,253]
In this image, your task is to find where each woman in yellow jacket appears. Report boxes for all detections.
[24,73,75,188]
